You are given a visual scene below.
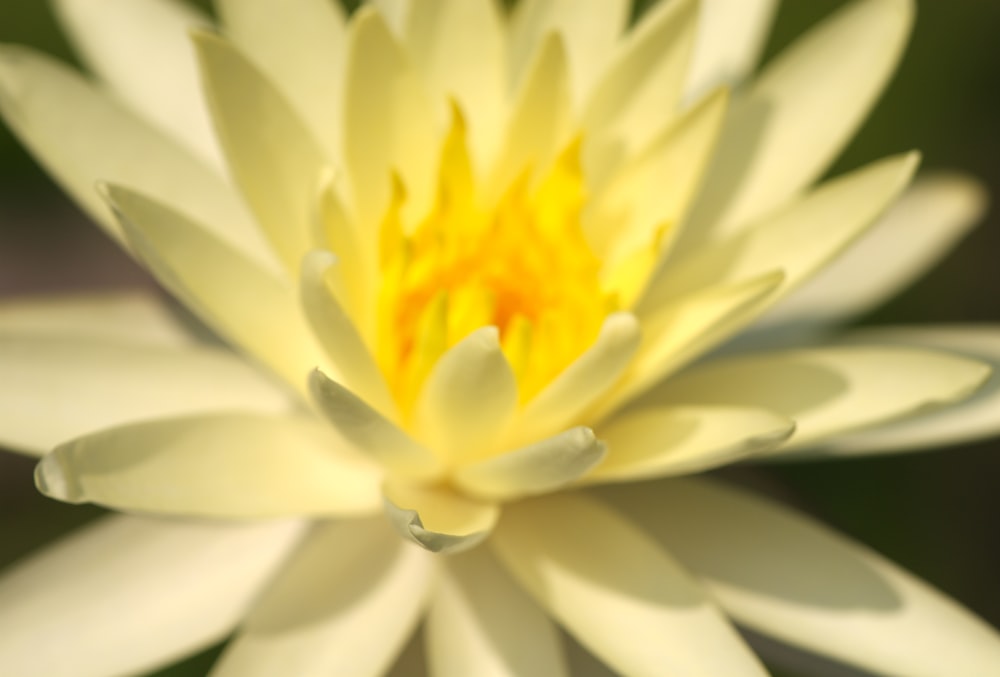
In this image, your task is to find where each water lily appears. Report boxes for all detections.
[0,0,999,674]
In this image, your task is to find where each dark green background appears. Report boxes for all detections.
[0,1,998,675]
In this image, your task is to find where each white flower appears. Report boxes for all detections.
[0,0,999,675]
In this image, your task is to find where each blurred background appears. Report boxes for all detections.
[0,1,998,675]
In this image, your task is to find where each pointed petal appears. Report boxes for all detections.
[383,481,499,554]
[37,413,381,518]
[53,0,220,165]
[0,515,303,677]
[589,405,793,482]
[212,518,431,677]
[194,32,327,273]
[491,493,768,677]
[0,336,289,456]
[216,0,346,158]
[428,547,568,677]
[602,478,1000,677]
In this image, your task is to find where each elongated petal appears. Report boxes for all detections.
[0,47,269,260]
[383,481,499,554]
[427,547,568,677]
[216,0,346,158]
[455,427,606,500]
[646,346,990,450]
[36,413,381,518]
[824,326,1000,455]
[491,493,768,676]
[683,0,778,104]
[683,0,914,245]
[415,327,517,463]
[194,32,327,273]
[0,515,304,677]
[309,369,440,479]
[104,184,328,390]
[602,478,1000,676]
[0,336,289,456]
[53,0,220,166]
[589,405,793,482]
[212,519,431,677]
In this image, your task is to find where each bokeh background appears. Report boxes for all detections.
[0,1,997,675]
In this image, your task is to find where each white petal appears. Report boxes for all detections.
[415,327,518,463]
[0,515,304,677]
[645,345,991,450]
[602,478,1000,677]
[427,547,568,677]
[455,427,606,500]
[824,326,1000,455]
[216,0,346,158]
[212,519,432,677]
[194,32,327,273]
[682,0,778,104]
[37,412,381,518]
[589,405,793,482]
[0,47,269,261]
[682,0,915,245]
[491,493,768,676]
[53,0,221,166]
[0,335,289,456]
[383,481,499,554]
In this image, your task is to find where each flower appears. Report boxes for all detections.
[0,0,999,674]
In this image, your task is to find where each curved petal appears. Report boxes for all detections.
[427,547,568,677]
[0,515,304,677]
[212,518,432,677]
[383,481,499,554]
[0,335,290,456]
[216,0,346,158]
[36,413,381,519]
[490,493,768,676]
[52,0,220,166]
[601,478,1000,677]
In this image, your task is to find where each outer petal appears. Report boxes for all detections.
[383,481,499,554]
[0,336,289,456]
[212,519,432,677]
[602,478,1000,677]
[0,515,304,677]
[52,0,220,166]
[491,493,767,677]
[427,547,568,677]
[36,413,381,519]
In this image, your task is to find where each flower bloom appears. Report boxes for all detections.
[1,0,999,675]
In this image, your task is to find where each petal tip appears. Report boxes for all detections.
[34,451,80,503]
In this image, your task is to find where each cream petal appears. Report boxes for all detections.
[194,32,327,273]
[370,0,410,35]
[383,481,499,554]
[491,493,768,677]
[454,427,606,501]
[0,335,290,456]
[300,251,395,418]
[53,0,221,166]
[601,478,1000,677]
[104,183,329,391]
[212,519,432,677]
[682,0,778,104]
[309,369,441,480]
[756,173,988,332]
[0,47,270,261]
[415,327,518,463]
[36,412,381,518]
[644,345,991,451]
[681,0,915,246]
[216,0,346,159]
[588,405,793,482]
[427,547,568,677]
[0,515,304,677]
[823,326,1000,455]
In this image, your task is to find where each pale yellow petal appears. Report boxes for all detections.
[0,515,303,677]
[491,493,768,677]
[383,481,499,554]
[602,478,1000,677]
